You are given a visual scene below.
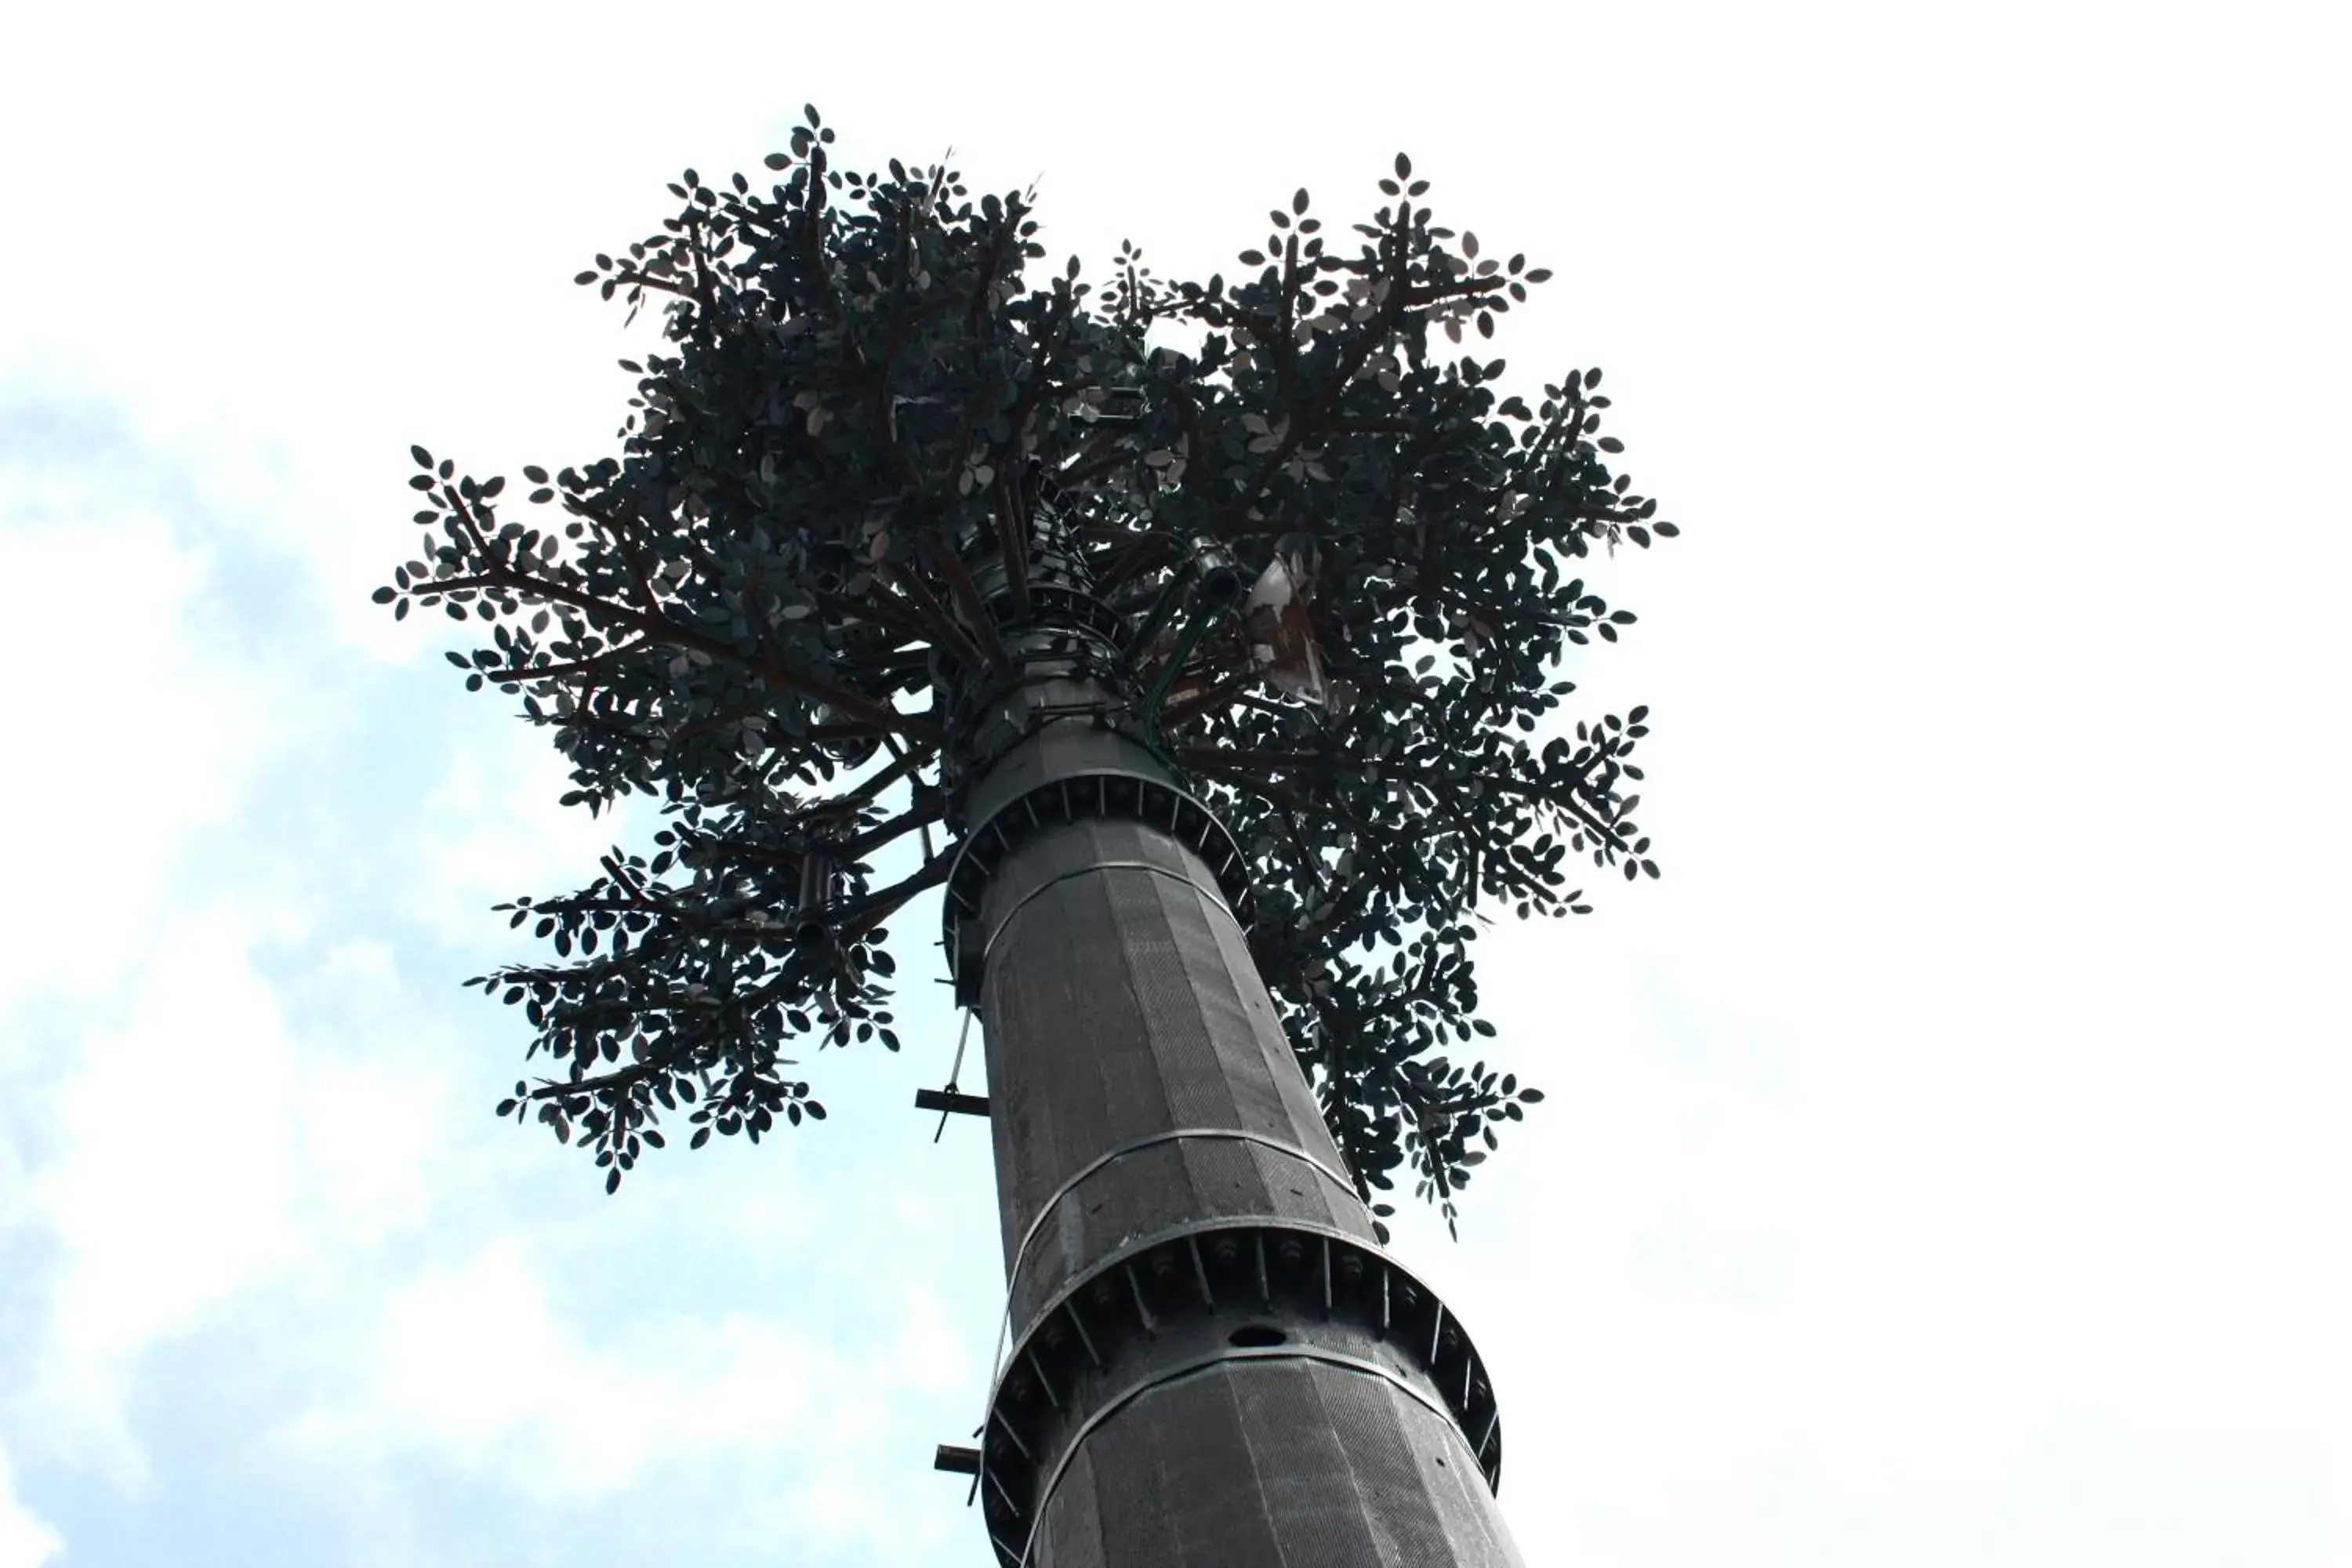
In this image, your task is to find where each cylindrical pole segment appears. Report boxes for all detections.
[957,713,1523,1567]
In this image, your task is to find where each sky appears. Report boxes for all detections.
[1,2,2346,1564]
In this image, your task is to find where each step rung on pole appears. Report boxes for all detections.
[916,1087,992,1118]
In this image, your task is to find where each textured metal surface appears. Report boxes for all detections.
[1031,1359,1523,1568]
[960,668,1524,1566]
[975,1216,1508,1566]
[944,724,1250,1004]
[1004,1131,1359,1302]
[980,817,1372,1331]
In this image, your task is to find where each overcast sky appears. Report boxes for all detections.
[2,3,2345,1565]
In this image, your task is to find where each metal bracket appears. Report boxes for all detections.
[916,1088,991,1118]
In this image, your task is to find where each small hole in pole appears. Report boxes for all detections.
[1229,1324,1287,1349]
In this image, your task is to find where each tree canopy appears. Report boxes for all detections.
[379,105,1674,1235]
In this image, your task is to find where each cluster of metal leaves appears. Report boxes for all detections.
[377,106,1673,1225]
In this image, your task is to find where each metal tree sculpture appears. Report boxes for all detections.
[382,107,1672,1566]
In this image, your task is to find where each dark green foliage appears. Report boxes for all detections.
[383,108,1673,1232]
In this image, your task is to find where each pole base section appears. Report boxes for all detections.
[979,1219,1506,1568]
[1029,1356,1523,1568]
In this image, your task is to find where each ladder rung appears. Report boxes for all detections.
[916,1088,991,1118]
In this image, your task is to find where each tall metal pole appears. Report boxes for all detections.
[938,483,1524,1567]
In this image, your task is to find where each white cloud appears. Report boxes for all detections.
[24,910,398,1475]
[0,1446,60,1568]
[0,503,281,1004]
[281,1233,980,1561]
[284,1240,826,1494]
[404,714,637,949]
[0,443,308,1475]
[1425,877,2352,1566]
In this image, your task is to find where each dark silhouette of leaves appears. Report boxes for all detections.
[380,109,1674,1226]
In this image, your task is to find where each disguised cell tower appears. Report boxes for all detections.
[383,105,1671,1566]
